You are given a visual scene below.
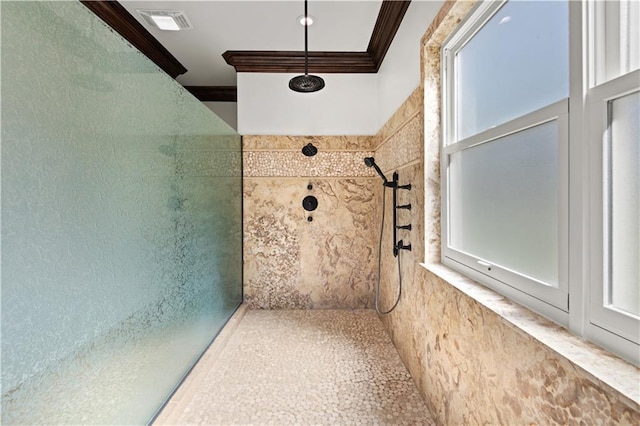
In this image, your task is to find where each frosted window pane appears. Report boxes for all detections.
[449,121,558,286]
[1,2,241,424]
[609,91,640,316]
[455,1,569,140]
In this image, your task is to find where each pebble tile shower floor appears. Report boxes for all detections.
[155,307,435,425]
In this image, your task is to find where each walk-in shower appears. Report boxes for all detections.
[1,2,242,424]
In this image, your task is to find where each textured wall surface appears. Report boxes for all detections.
[243,136,380,309]
[374,89,426,318]
[393,265,640,425]
[1,2,241,424]
[376,1,640,424]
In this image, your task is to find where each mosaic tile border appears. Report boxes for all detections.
[243,151,376,178]
[243,135,377,151]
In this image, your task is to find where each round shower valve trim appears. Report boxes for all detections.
[302,195,318,211]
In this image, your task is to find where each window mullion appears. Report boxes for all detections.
[567,0,588,336]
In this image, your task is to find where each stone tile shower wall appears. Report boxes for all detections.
[374,88,426,317]
[243,136,380,309]
[376,1,640,424]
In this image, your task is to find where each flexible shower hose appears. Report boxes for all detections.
[375,187,402,315]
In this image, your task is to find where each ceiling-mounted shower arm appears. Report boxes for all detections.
[304,0,309,75]
[289,0,325,92]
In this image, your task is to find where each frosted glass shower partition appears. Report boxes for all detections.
[1,2,242,424]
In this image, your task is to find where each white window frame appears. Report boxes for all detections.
[440,0,570,326]
[587,68,640,360]
[591,0,640,86]
[439,0,640,366]
[585,0,640,364]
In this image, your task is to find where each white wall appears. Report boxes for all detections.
[237,73,379,135]
[236,1,443,136]
[377,1,443,129]
[204,102,238,131]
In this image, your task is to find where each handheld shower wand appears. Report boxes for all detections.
[364,157,395,187]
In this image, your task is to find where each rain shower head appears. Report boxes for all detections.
[289,74,325,93]
[364,157,390,186]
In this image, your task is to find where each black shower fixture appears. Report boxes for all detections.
[289,0,325,93]
[302,195,318,211]
[302,143,318,157]
[364,157,393,187]
[364,157,413,315]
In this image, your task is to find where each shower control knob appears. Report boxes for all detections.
[302,195,318,212]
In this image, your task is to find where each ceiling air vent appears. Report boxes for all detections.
[135,10,193,31]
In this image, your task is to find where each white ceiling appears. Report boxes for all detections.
[119,1,384,86]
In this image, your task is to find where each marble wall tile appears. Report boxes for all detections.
[243,178,379,309]
[375,114,424,175]
[421,0,477,261]
[377,88,423,145]
[410,267,640,424]
[242,135,381,309]
[423,42,444,262]
[243,135,377,151]
[374,1,640,425]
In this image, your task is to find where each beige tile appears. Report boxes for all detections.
[243,178,380,310]
[377,88,423,144]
